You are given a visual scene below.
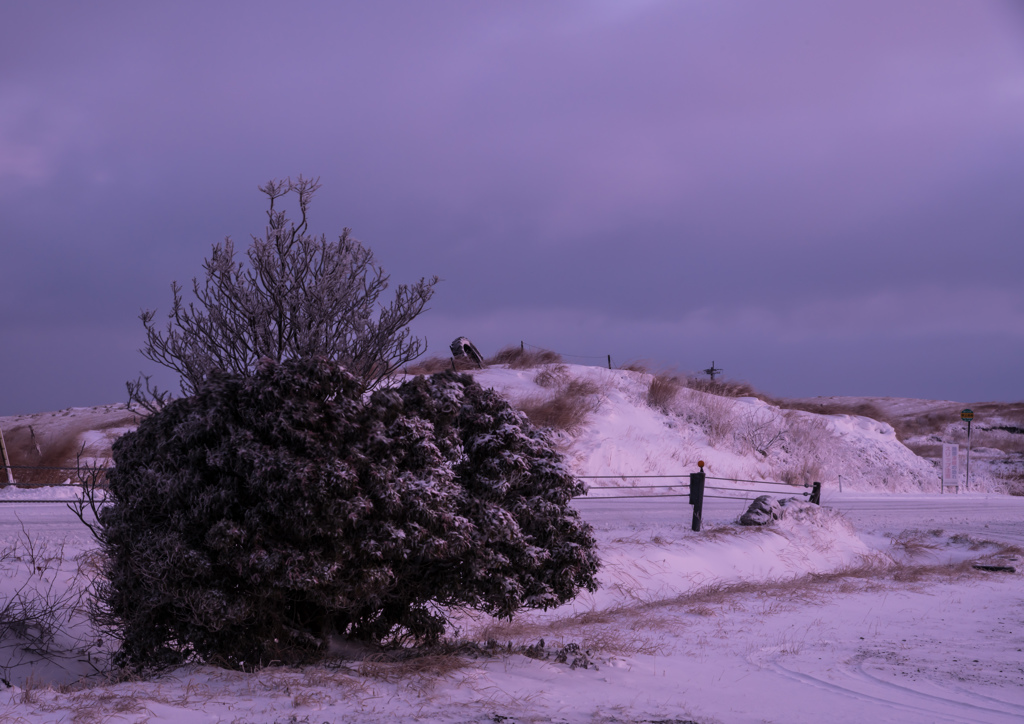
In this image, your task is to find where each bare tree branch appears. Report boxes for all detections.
[135,176,438,399]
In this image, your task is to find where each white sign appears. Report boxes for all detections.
[942,443,959,488]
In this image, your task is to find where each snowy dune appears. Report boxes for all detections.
[0,363,1022,722]
[473,364,1014,493]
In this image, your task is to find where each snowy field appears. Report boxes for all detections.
[1,363,1022,722]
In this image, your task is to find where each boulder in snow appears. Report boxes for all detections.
[739,495,781,526]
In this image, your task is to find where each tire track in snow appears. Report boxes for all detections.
[748,648,1024,724]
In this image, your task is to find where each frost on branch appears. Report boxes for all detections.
[100,358,598,670]
[133,176,437,408]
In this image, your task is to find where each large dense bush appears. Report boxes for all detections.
[99,358,598,670]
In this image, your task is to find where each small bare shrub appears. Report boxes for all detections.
[0,528,101,687]
[646,373,682,413]
[487,345,562,369]
[737,407,786,457]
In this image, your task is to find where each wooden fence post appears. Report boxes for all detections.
[689,462,706,532]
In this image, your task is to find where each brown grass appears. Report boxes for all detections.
[619,361,651,373]
[781,399,891,423]
[357,652,469,682]
[686,376,763,399]
[404,356,480,375]
[533,365,569,389]
[647,373,682,412]
[3,424,83,487]
[486,345,562,369]
[517,378,602,432]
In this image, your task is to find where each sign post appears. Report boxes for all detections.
[941,442,959,494]
[960,409,974,492]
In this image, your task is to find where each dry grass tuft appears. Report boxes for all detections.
[619,361,651,374]
[487,345,562,369]
[404,356,479,375]
[687,393,736,445]
[517,378,602,433]
[533,365,569,389]
[686,377,764,399]
[778,460,823,486]
[357,651,470,684]
[647,373,682,412]
[889,530,941,557]
[66,691,147,723]
[1000,473,1024,496]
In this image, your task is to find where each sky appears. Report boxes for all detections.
[3,0,1024,415]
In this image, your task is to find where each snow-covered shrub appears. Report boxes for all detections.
[98,358,598,670]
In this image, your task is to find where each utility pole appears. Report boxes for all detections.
[702,361,722,381]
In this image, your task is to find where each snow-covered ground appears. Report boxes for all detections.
[1,363,1022,722]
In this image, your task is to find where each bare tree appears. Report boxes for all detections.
[132,176,438,405]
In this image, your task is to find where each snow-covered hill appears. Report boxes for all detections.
[2,363,1024,722]
[470,363,1010,494]
[2,361,1019,496]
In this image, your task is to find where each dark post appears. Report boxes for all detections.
[810,481,821,505]
[689,461,706,532]
[607,354,612,370]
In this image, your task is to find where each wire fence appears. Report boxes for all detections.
[576,474,816,499]
[0,464,823,529]
[574,472,822,530]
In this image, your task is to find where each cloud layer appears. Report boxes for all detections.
[2,1,1023,413]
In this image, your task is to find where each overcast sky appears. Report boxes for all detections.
[3,0,1024,415]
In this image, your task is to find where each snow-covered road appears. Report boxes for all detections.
[2,492,1023,723]
[572,491,1024,544]
[4,489,1022,549]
